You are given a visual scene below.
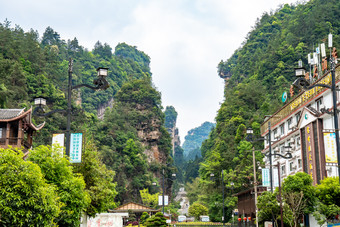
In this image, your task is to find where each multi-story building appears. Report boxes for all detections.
[261,64,340,186]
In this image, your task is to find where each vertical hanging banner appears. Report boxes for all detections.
[52,133,65,156]
[70,133,83,163]
[158,195,169,206]
[273,168,279,188]
[324,132,337,163]
[262,168,270,187]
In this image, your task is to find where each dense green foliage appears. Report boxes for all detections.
[95,78,173,204]
[182,121,214,160]
[196,0,340,221]
[0,20,151,146]
[0,148,61,226]
[188,202,209,220]
[314,177,340,225]
[145,212,167,227]
[0,20,173,214]
[72,140,117,217]
[28,146,91,226]
[164,106,178,129]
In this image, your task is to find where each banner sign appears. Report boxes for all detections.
[70,133,83,163]
[324,132,337,163]
[52,133,64,156]
[262,168,270,187]
[158,195,169,206]
[273,168,279,188]
[262,168,279,188]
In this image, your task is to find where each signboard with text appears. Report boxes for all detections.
[52,133,64,156]
[70,133,83,163]
[262,168,279,187]
[262,168,270,187]
[324,132,337,163]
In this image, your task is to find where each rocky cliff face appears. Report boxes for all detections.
[137,118,166,163]
[97,98,114,119]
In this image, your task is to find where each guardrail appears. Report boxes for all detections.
[171,224,255,227]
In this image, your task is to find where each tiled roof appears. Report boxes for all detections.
[0,109,25,120]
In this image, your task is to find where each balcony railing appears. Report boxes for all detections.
[0,137,22,146]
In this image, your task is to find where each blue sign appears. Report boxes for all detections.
[70,133,83,163]
[262,168,270,187]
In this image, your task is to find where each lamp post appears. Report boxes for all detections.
[159,170,176,214]
[252,146,259,227]
[33,58,109,156]
[292,34,340,183]
[210,171,233,227]
[246,127,292,227]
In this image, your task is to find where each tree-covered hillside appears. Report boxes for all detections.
[0,20,173,207]
[182,121,215,160]
[196,0,340,222]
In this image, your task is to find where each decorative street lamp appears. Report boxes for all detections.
[33,58,110,157]
[157,169,176,214]
[210,171,233,227]
[292,34,340,184]
[246,127,292,227]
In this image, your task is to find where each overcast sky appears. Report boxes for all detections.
[1,0,301,143]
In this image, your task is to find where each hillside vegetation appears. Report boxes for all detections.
[195,0,340,222]
[0,20,173,208]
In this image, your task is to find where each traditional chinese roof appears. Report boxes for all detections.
[109,202,160,213]
[0,109,25,120]
[0,108,45,131]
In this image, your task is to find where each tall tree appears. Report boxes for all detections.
[0,148,61,226]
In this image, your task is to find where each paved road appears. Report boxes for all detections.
[174,187,190,215]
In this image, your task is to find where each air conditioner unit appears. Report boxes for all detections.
[290,122,297,129]
[274,135,280,140]
[290,137,295,143]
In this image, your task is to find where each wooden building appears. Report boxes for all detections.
[0,108,44,157]
[235,186,267,222]
[109,202,160,225]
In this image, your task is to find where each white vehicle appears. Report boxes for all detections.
[178,215,187,222]
[200,216,210,222]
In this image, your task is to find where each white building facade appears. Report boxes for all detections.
[260,64,340,186]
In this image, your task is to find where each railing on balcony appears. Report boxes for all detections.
[0,137,22,147]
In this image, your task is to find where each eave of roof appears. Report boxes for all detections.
[0,108,45,131]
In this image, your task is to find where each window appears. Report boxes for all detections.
[295,112,301,125]
[273,129,278,139]
[0,128,2,138]
[298,159,302,169]
[273,147,279,156]
[280,124,285,135]
[289,162,295,172]
[297,137,301,146]
[288,118,292,130]
[280,144,285,154]
[316,98,323,111]
[281,165,286,175]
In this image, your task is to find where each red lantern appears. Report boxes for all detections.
[238,218,242,222]
[248,217,251,221]
[243,217,247,221]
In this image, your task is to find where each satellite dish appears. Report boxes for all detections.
[282,91,288,103]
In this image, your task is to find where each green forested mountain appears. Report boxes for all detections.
[182,121,215,160]
[95,78,173,204]
[0,20,173,207]
[196,0,340,222]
